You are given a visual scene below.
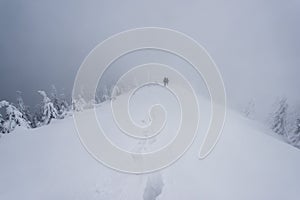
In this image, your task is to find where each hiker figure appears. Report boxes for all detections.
[163,77,169,86]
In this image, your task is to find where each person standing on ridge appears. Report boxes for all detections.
[163,77,169,87]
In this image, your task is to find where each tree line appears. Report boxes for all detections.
[1,85,300,150]
[0,84,120,134]
[244,97,300,148]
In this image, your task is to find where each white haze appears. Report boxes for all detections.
[0,0,299,120]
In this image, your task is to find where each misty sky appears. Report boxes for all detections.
[0,0,299,118]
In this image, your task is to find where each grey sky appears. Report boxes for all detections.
[0,0,299,117]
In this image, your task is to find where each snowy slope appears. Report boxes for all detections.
[0,86,300,200]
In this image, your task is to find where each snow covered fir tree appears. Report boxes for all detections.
[38,90,59,125]
[16,91,32,124]
[0,88,70,131]
[50,85,69,117]
[72,95,87,112]
[0,85,113,134]
[288,119,300,147]
[271,98,288,137]
[0,100,30,133]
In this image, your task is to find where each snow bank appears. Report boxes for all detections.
[0,88,300,200]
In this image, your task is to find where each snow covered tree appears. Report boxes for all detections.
[72,95,87,112]
[59,94,70,117]
[50,85,60,111]
[50,85,69,117]
[0,100,31,133]
[0,113,5,134]
[0,101,10,133]
[295,119,300,136]
[111,85,121,100]
[95,89,102,104]
[288,119,300,146]
[272,98,288,136]
[16,91,32,126]
[30,103,44,128]
[38,91,58,125]
[31,115,40,128]
[102,85,111,102]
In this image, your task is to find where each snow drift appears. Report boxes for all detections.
[0,86,300,200]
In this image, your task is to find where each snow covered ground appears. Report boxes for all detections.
[1,86,300,200]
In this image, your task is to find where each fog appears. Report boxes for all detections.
[0,0,299,119]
